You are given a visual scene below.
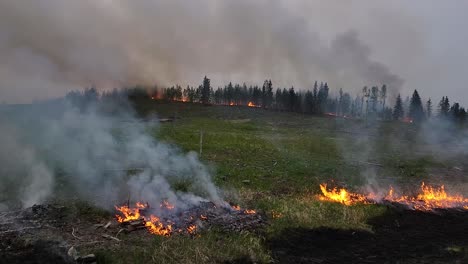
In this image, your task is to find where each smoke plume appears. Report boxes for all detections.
[0,0,404,103]
[0,99,220,209]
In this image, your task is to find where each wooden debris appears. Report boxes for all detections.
[93,223,104,229]
[102,234,121,242]
[77,254,97,263]
[72,227,82,240]
[104,221,112,229]
[67,246,79,260]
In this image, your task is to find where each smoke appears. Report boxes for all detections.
[0,0,404,103]
[0,99,220,209]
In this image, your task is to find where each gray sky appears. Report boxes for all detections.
[0,0,467,105]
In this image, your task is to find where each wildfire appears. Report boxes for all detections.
[115,201,259,236]
[318,182,468,211]
[160,200,175,210]
[187,225,197,234]
[385,182,468,211]
[145,215,172,236]
[115,202,174,236]
[247,101,260,108]
[319,184,370,205]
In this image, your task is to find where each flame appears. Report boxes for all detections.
[385,182,468,211]
[319,184,369,205]
[115,204,143,223]
[271,211,283,219]
[318,182,468,211]
[116,201,259,236]
[115,202,173,236]
[160,200,175,210]
[145,215,172,236]
[247,101,260,108]
[187,225,197,234]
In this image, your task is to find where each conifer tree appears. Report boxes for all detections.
[393,94,404,120]
[409,90,425,122]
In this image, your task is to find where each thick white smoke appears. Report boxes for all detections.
[0,100,220,209]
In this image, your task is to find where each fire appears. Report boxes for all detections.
[319,184,369,206]
[115,203,174,236]
[318,182,468,211]
[145,215,172,236]
[115,201,259,236]
[187,225,197,234]
[385,182,468,211]
[247,101,260,108]
[160,200,175,210]
[114,204,143,223]
[271,211,283,219]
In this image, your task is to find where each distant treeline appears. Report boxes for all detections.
[66,76,467,124]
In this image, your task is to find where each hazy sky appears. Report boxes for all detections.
[0,0,467,105]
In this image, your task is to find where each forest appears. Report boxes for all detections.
[66,76,467,124]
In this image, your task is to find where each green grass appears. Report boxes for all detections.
[62,101,459,263]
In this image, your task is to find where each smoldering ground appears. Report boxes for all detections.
[0,99,220,211]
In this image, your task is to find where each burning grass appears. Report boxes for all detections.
[319,182,468,211]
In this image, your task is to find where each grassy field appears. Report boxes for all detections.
[4,100,464,263]
[80,100,462,263]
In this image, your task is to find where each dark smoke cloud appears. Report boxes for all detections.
[0,0,406,103]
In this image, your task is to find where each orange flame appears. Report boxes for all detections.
[160,200,175,210]
[145,215,172,236]
[187,225,197,234]
[319,184,369,205]
[385,182,468,211]
[244,209,256,214]
[115,203,174,236]
[318,182,468,211]
[247,101,260,108]
[115,204,143,223]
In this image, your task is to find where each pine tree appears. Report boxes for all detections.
[318,83,329,114]
[201,76,211,104]
[393,94,404,120]
[450,103,460,120]
[438,96,450,117]
[409,89,425,122]
[312,81,318,113]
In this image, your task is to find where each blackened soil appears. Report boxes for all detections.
[268,208,468,264]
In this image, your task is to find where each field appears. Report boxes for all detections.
[2,101,468,263]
